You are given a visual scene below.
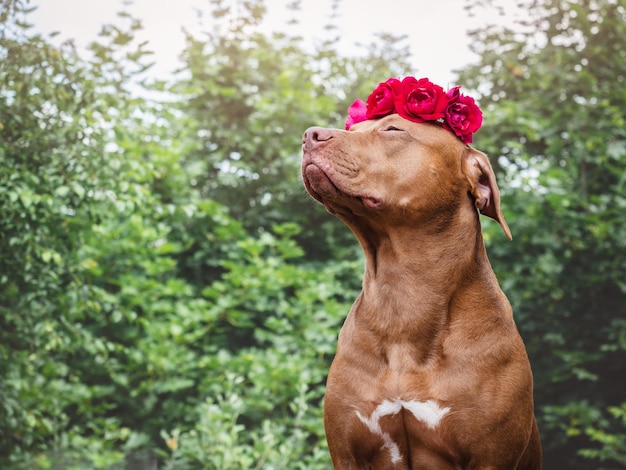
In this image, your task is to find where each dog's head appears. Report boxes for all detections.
[301,114,511,240]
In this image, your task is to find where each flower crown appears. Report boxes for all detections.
[345,76,483,144]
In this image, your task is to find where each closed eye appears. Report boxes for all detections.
[384,126,403,132]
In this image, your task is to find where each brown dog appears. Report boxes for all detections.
[301,115,541,469]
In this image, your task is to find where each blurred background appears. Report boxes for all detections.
[1,0,625,468]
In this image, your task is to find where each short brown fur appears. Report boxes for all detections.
[301,115,541,469]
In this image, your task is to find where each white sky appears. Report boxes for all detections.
[28,0,525,88]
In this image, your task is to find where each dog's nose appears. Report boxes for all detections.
[303,126,334,149]
[304,126,333,142]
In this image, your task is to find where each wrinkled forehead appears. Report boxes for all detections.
[349,115,467,153]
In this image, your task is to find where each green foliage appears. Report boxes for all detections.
[172,0,411,261]
[0,0,131,462]
[579,403,626,464]
[157,222,359,469]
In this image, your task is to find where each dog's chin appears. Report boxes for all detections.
[303,164,337,202]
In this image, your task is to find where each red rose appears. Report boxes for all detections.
[366,78,401,119]
[443,86,483,144]
[344,76,484,144]
[394,77,448,123]
[345,99,368,130]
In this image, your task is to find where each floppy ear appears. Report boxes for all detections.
[462,148,512,240]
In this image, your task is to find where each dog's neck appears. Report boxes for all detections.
[347,207,497,349]
[358,205,485,280]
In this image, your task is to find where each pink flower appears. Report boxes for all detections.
[394,77,449,123]
[443,86,483,144]
[345,99,368,130]
[366,78,401,119]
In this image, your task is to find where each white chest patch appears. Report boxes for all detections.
[355,399,451,464]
